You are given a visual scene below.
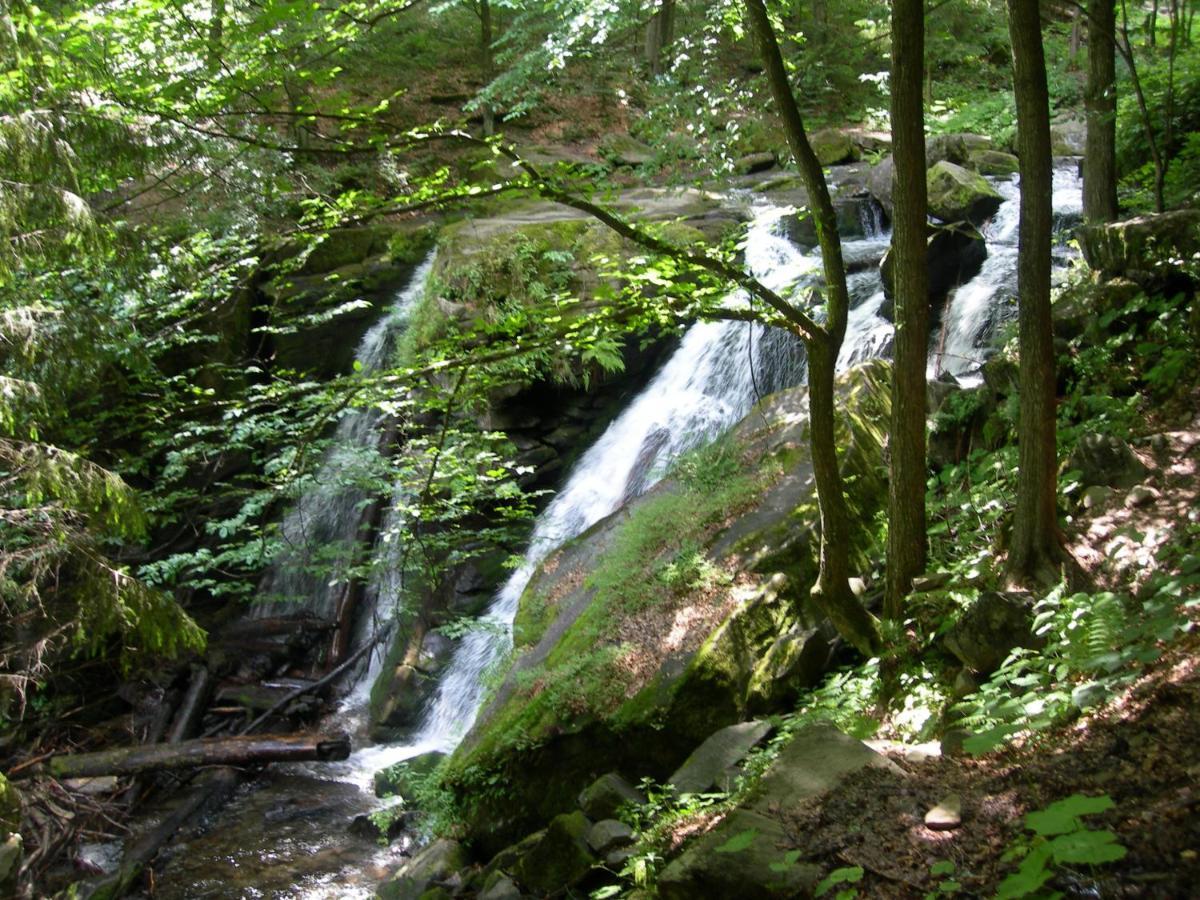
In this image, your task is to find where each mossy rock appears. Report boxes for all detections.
[926,160,1003,227]
[809,129,858,166]
[599,134,654,167]
[1078,210,1200,284]
[968,149,1020,176]
[378,839,467,900]
[374,750,447,800]
[926,132,992,168]
[511,811,595,894]
[441,362,893,855]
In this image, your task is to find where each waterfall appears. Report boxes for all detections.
[253,255,436,623]
[933,163,1083,381]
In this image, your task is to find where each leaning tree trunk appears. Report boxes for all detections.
[884,0,929,622]
[1084,0,1119,223]
[644,0,676,77]
[744,0,879,656]
[1006,0,1062,585]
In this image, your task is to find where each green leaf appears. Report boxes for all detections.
[714,828,758,854]
[1046,829,1127,865]
[815,866,864,897]
[1025,794,1115,836]
[930,860,956,877]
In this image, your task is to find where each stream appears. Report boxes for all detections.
[146,165,1082,898]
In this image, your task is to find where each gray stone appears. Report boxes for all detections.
[479,873,521,900]
[600,134,654,167]
[1068,432,1149,490]
[606,847,635,868]
[734,151,777,175]
[587,819,634,855]
[1126,484,1161,508]
[512,811,595,894]
[658,726,900,900]
[926,161,1004,227]
[668,720,774,796]
[1079,210,1200,282]
[968,149,1020,176]
[952,669,980,700]
[925,794,963,830]
[1050,119,1086,156]
[378,838,467,900]
[810,128,857,166]
[926,133,992,168]
[944,591,1039,675]
[881,222,987,319]
[578,773,645,821]
[1082,485,1115,510]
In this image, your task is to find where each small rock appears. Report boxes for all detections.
[578,773,644,821]
[912,572,953,592]
[1125,484,1160,508]
[479,874,521,900]
[1082,485,1114,510]
[588,819,634,855]
[606,847,635,868]
[924,794,963,831]
[62,776,120,796]
[952,669,980,700]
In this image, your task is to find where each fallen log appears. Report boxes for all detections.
[167,665,213,744]
[41,733,350,780]
[218,615,334,639]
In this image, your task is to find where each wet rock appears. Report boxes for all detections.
[512,811,595,894]
[777,191,882,247]
[1068,432,1149,490]
[867,155,895,217]
[657,726,900,899]
[587,819,634,855]
[668,720,773,796]
[578,773,644,821]
[374,750,447,799]
[349,804,413,841]
[925,794,963,830]
[926,161,1004,227]
[880,222,987,321]
[943,591,1039,675]
[378,838,467,900]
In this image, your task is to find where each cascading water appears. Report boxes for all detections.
[152,167,1085,896]
[933,162,1083,381]
[252,255,436,624]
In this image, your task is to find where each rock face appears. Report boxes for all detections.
[944,591,1039,675]
[656,725,902,899]
[667,720,773,795]
[578,773,645,821]
[1079,210,1200,286]
[440,362,892,856]
[926,161,1004,226]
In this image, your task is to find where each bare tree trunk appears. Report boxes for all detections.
[1070,3,1083,66]
[1117,0,1168,212]
[884,0,929,621]
[744,0,880,656]
[1006,0,1062,585]
[644,0,676,77]
[1084,0,1119,223]
[479,0,495,136]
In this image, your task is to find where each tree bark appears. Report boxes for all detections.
[1084,0,1119,223]
[884,0,929,621]
[167,664,213,744]
[1006,0,1062,585]
[42,733,350,780]
[645,0,676,76]
[744,0,879,656]
[479,0,496,136]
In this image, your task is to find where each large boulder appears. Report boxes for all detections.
[926,133,992,168]
[927,160,1004,226]
[378,838,468,900]
[1067,433,1149,490]
[968,149,1020,176]
[656,726,901,899]
[600,134,654,167]
[943,591,1039,675]
[1078,210,1200,286]
[809,129,858,166]
[511,811,596,895]
[668,720,773,796]
[374,749,447,799]
[1050,119,1086,156]
[776,192,886,247]
[578,772,645,821]
[880,222,988,321]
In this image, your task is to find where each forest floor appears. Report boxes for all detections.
[775,413,1200,897]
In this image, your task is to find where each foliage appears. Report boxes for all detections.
[996,794,1126,899]
[814,865,864,899]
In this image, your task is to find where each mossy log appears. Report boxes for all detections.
[42,733,350,780]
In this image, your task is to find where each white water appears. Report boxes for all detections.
[252,255,436,622]
[934,163,1083,381]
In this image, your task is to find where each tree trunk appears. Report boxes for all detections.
[479,0,495,136]
[1084,0,1119,223]
[42,733,351,780]
[1006,0,1061,585]
[744,0,879,656]
[644,0,676,77]
[167,665,213,744]
[884,0,929,621]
